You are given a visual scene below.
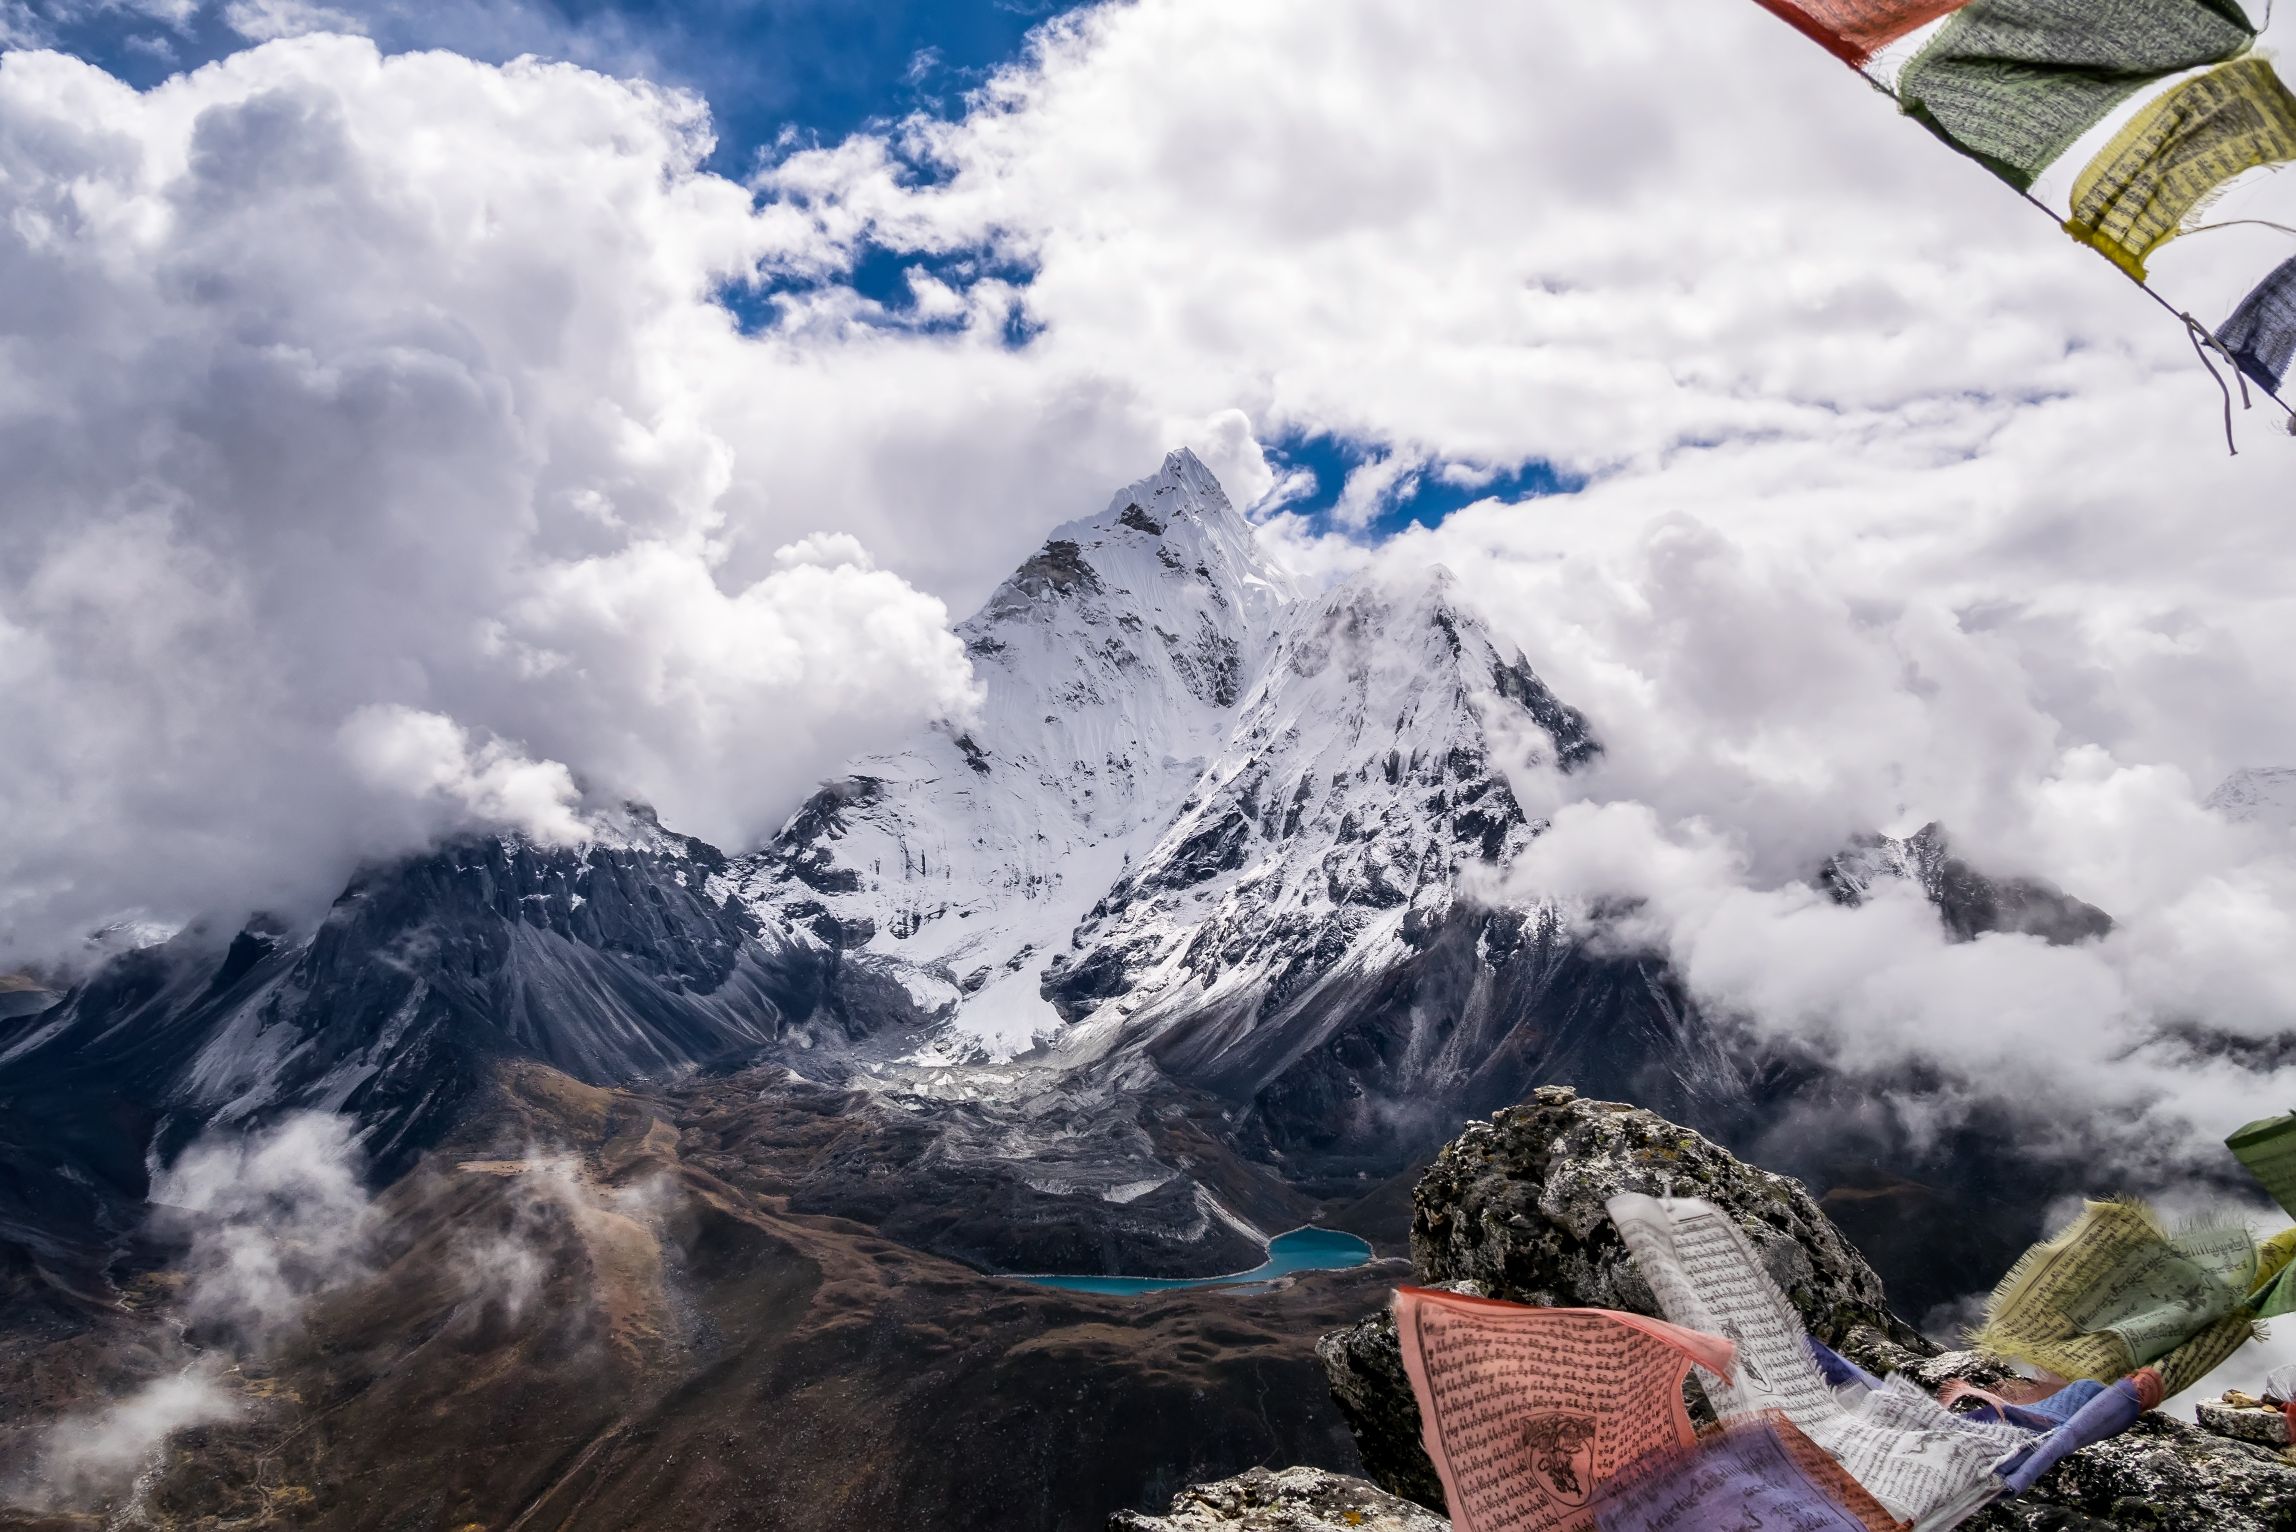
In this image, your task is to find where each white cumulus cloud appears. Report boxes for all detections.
[0,37,979,960]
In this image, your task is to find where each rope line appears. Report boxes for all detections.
[1848,57,2296,448]
[2186,314,2243,454]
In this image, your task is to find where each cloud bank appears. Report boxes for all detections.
[0,38,978,960]
[152,1109,380,1351]
[11,1366,241,1514]
[1422,496,2296,1177]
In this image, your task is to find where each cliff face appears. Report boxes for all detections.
[1122,1085,2296,1532]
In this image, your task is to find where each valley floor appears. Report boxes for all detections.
[0,1061,1402,1532]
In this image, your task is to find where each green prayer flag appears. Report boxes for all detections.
[2229,1111,2296,1216]
[1899,0,2256,189]
[2229,1119,2296,1320]
[2249,1228,2296,1319]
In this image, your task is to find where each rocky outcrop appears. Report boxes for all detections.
[1110,1467,1448,1531]
[1318,1303,1447,1511]
[1408,1085,1925,1358]
[1314,1085,2296,1532]
[2198,1396,2292,1447]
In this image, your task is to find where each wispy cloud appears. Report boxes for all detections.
[7,1112,380,1512]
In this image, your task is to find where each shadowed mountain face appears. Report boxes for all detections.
[1822,821,2113,946]
[0,446,1741,1288]
[0,452,2135,1301]
[0,823,840,1296]
[716,450,1751,1186]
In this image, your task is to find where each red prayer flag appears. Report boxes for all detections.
[1750,0,1972,65]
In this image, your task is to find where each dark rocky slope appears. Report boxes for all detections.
[0,825,843,1305]
[0,1062,1389,1532]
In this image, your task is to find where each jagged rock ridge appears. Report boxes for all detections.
[1822,822,2112,946]
[0,813,840,1285]
[723,449,1742,1178]
[0,450,2132,1298]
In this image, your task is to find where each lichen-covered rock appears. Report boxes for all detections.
[1316,1085,2296,1532]
[1409,1085,1925,1357]
[2031,1413,2296,1527]
[1108,1467,1450,1531]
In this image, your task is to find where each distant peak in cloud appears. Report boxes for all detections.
[2207,767,2296,828]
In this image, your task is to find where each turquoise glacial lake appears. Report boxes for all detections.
[1020,1227,1375,1295]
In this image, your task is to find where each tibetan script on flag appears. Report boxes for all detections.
[1608,1194,2016,1530]
[1971,1199,2257,1395]
[1593,1416,1900,1532]
[1899,0,2256,189]
[2067,57,2296,279]
[1392,1289,1735,1532]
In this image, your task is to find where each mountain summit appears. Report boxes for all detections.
[734,448,1296,1055]
[722,454,1738,1172]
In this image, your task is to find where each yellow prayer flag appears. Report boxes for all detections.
[2067,57,2296,280]
[1971,1198,2259,1392]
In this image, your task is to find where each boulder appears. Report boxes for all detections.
[1109,1466,1449,1531]
[1315,1085,2296,1532]
[1316,1301,1453,1510]
[1408,1085,1927,1362]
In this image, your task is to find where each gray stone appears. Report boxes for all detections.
[1315,1297,1462,1512]
[2026,1413,2296,1528]
[2197,1398,2292,1447]
[1109,1466,1450,1531]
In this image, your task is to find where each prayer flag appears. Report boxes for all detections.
[1898,0,2257,189]
[2066,57,2296,279]
[1939,1376,2108,1431]
[1391,1288,1736,1532]
[2219,258,2296,394]
[2248,1227,2296,1319]
[1593,1416,1901,1532]
[1970,1199,2258,1394]
[1608,1194,2019,1530]
[1749,0,1973,65]
[2228,1110,2296,1216]
[1994,1369,2163,1494]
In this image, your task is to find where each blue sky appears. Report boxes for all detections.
[35,1,1089,171]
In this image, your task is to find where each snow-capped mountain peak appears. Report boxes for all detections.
[731,449,1296,1057]
[2207,766,2296,829]
[1039,562,1600,1077]
[729,452,1611,1101]
[964,446,1293,705]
